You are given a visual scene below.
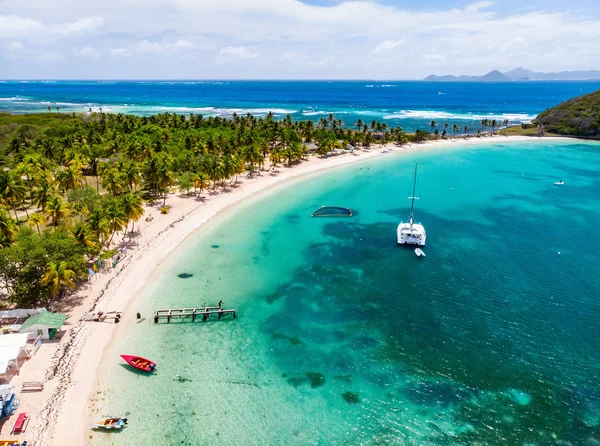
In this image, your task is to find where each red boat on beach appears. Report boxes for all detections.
[120,354,156,372]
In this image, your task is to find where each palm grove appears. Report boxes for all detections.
[0,111,418,307]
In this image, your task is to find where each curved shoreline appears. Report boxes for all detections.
[23,135,562,445]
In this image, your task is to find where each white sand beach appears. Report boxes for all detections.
[1,135,548,444]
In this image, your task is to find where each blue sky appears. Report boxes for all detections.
[1,0,599,79]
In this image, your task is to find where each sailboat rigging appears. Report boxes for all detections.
[397,162,426,246]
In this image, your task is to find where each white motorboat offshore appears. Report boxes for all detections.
[554,180,564,186]
[415,248,425,257]
[397,162,426,246]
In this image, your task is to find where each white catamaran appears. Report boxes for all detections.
[397,162,426,246]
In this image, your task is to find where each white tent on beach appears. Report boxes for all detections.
[0,333,29,381]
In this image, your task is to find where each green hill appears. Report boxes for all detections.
[533,89,600,138]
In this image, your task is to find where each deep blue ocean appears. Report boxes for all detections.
[2,80,600,131]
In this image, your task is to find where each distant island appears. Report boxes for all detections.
[533,89,600,138]
[424,67,600,82]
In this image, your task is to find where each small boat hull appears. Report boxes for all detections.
[92,417,127,430]
[120,355,156,372]
[415,248,425,257]
[554,181,564,186]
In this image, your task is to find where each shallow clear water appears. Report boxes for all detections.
[91,139,600,445]
[3,81,600,132]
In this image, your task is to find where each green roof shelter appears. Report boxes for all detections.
[19,312,68,340]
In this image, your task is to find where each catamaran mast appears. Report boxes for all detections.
[409,162,418,225]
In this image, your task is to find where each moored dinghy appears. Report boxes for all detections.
[120,354,156,372]
[92,417,128,430]
[415,248,426,257]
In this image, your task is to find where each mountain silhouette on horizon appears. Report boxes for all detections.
[424,67,600,81]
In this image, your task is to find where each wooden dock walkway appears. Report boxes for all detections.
[153,306,237,323]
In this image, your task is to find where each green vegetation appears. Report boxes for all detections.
[0,110,506,307]
[534,89,600,137]
[0,111,412,307]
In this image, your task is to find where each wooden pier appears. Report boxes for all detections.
[153,306,237,323]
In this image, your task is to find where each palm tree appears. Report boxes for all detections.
[119,193,144,233]
[28,212,46,234]
[101,167,125,196]
[123,161,141,192]
[71,221,97,250]
[157,166,175,205]
[430,121,437,133]
[32,176,56,211]
[0,171,27,220]
[17,152,49,184]
[0,209,17,247]
[104,201,128,245]
[41,261,76,300]
[45,196,71,227]
[194,172,210,195]
[269,149,282,170]
[56,166,83,192]
[87,208,110,243]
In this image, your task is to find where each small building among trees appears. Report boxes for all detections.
[19,312,68,340]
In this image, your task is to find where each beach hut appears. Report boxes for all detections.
[19,312,68,340]
[0,334,29,383]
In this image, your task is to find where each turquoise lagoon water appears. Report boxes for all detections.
[91,140,600,445]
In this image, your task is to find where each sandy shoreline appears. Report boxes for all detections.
[2,135,561,444]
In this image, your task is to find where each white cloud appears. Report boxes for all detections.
[75,46,100,59]
[38,51,65,62]
[0,15,44,38]
[217,46,259,62]
[465,1,495,13]
[0,14,103,39]
[6,41,24,52]
[174,39,193,48]
[1,0,600,78]
[372,40,406,54]
[57,17,104,36]
[281,51,305,61]
[110,39,195,56]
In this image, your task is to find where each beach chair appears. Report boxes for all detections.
[22,381,44,392]
[11,412,28,434]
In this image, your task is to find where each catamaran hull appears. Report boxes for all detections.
[397,223,426,246]
[397,238,426,246]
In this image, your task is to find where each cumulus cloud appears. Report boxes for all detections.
[74,46,100,59]
[6,41,24,52]
[0,14,103,39]
[216,46,259,63]
[465,1,495,13]
[281,52,305,61]
[1,0,599,78]
[57,17,104,36]
[38,51,65,62]
[110,39,194,56]
[372,40,406,54]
